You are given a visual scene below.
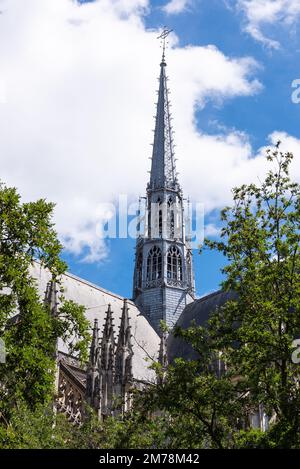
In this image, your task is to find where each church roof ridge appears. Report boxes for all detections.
[63,271,131,303]
[197,289,225,303]
[32,260,135,305]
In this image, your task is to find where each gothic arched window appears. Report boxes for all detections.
[167,246,182,281]
[146,246,162,281]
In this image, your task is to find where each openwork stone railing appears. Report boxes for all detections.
[144,278,163,289]
[166,279,185,288]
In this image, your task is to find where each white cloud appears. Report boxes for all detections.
[236,0,300,48]
[205,223,221,237]
[1,0,298,265]
[163,0,191,15]
[181,129,300,215]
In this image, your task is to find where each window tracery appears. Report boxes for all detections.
[167,245,182,282]
[146,246,162,285]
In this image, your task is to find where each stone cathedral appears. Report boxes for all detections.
[26,45,265,431]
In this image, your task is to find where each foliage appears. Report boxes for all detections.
[203,143,300,446]
[2,144,300,449]
[63,406,170,449]
[102,143,300,449]
[0,402,170,449]
[0,182,90,423]
[0,401,72,449]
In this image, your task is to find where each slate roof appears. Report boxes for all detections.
[168,290,237,362]
[58,352,86,393]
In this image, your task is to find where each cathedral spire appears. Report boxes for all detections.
[150,29,177,191]
[133,33,195,334]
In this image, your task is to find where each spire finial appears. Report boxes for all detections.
[157,27,173,64]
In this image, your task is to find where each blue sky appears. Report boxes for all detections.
[1,0,300,298]
[70,0,300,297]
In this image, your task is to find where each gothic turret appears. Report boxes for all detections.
[133,31,195,334]
[90,319,100,367]
[86,319,100,409]
[115,299,134,414]
[86,302,135,418]
[100,304,116,416]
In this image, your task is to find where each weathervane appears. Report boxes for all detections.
[157,27,173,62]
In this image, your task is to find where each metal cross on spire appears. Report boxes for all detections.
[157,27,173,63]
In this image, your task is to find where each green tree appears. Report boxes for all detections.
[203,143,300,447]
[0,182,90,423]
[128,340,244,448]
[105,144,300,449]
[0,402,73,449]
[3,143,300,449]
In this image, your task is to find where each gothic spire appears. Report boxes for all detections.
[118,299,132,350]
[102,305,115,343]
[115,299,133,384]
[149,43,178,191]
[86,319,101,410]
[101,304,116,371]
[89,318,100,368]
[132,31,195,334]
